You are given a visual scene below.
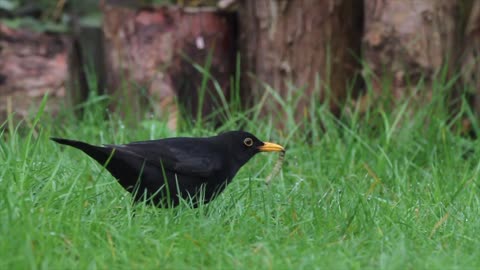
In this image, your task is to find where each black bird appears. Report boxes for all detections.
[52,131,285,207]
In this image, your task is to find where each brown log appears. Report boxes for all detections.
[238,0,363,121]
[461,0,480,117]
[363,0,459,103]
[0,24,67,122]
[101,3,236,129]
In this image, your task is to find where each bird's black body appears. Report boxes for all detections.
[52,131,284,207]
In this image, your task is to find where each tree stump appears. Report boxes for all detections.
[0,24,67,123]
[461,0,480,115]
[238,0,364,123]
[362,0,459,104]
[101,3,236,129]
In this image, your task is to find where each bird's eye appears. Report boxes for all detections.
[243,138,253,147]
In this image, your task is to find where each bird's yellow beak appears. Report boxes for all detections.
[258,142,285,152]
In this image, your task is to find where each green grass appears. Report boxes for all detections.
[1,79,480,270]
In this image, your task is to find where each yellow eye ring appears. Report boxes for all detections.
[244,138,253,147]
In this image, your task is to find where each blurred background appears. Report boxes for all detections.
[0,0,478,133]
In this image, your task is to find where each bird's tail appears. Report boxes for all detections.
[51,137,93,149]
[51,137,112,165]
[51,137,148,194]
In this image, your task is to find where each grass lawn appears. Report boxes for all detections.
[1,90,479,270]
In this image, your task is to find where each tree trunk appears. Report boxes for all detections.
[101,3,236,129]
[362,0,460,104]
[461,0,480,116]
[0,24,67,122]
[238,0,363,122]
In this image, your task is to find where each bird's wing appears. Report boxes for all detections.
[106,139,222,178]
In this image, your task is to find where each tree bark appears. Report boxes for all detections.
[461,0,480,116]
[363,0,460,103]
[0,24,67,122]
[101,3,236,129]
[238,0,363,122]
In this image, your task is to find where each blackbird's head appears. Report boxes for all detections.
[216,131,285,166]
